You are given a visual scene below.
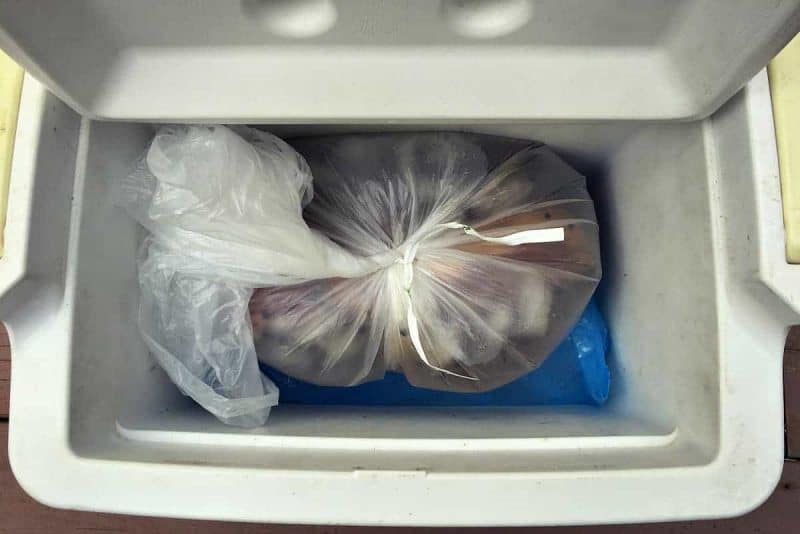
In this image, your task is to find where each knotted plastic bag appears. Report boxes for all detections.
[251,133,601,392]
[119,126,601,426]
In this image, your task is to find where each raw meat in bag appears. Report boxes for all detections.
[251,133,601,392]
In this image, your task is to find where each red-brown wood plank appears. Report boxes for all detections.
[0,332,9,351]
[786,326,800,458]
[0,323,7,418]
[787,326,800,353]
[0,361,8,419]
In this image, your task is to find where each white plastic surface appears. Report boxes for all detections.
[0,72,796,525]
[0,1,798,120]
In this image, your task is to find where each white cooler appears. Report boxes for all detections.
[0,0,799,526]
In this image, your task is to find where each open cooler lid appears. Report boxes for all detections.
[0,0,798,121]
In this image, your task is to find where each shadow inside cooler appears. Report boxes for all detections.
[64,115,720,472]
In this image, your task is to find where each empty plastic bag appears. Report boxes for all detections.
[117,125,380,426]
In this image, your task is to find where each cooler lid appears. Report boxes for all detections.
[0,0,798,121]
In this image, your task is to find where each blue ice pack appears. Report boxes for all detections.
[263,297,609,406]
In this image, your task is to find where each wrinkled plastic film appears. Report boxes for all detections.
[137,238,277,426]
[117,125,380,286]
[117,125,379,426]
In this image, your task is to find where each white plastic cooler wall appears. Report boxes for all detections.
[0,0,798,121]
[1,72,798,525]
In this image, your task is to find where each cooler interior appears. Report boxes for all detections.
[37,96,725,473]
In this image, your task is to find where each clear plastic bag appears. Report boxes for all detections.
[120,126,601,425]
[251,133,601,392]
[117,125,379,425]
